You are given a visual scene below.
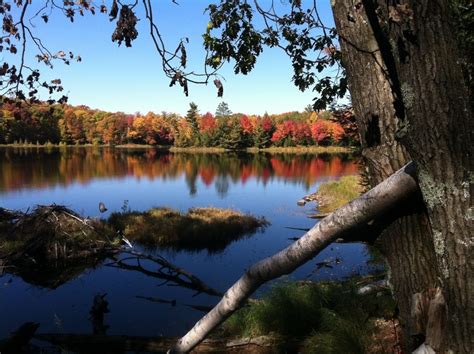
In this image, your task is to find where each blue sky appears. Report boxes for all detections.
[10,1,336,116]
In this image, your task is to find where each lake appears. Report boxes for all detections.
[0,147,374,340]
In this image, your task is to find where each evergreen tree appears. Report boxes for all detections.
[185,102,200,145]
[219,118,243,150]
[215,102,232,118]
[185,102,199,132]
[253,125,270,148]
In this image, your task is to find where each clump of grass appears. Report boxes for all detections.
[222,280,396,353]
[108,207,268,253]
[315,175,363,213]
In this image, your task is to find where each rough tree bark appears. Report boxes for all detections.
[334,1,473,352]
[331,1,439,351]
[384,2,473,352]
[169,162,419,353]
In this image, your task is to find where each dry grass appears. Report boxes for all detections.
[247,146,352,154]
[314,175,363,213]
[108,207,268,253]
[169,147,227,153]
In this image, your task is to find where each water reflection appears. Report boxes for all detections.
[0,147,370,340]
[0,147,358,197]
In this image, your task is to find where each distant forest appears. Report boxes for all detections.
[0,101,358,148]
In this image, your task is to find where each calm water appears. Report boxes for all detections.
[0,147,373,339]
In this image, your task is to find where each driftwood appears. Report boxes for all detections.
[106,250,222,297]
[169,162,419,353]
[0,205,114,264]
[307,213,330,219]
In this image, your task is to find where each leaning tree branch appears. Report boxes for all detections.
[169,161,419,353]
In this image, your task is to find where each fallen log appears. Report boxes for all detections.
[35,333,286,353]
[169,162,419,353]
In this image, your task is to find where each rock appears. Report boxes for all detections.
[307,213,330,219]
[297,199,306,206]
[357,280,389,295]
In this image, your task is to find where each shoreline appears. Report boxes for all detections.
[0,144,356,154]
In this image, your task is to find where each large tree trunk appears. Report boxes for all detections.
[331,2,439,351]
[169,163,419,353]
[334,1,473,352]
[384,1,473,352]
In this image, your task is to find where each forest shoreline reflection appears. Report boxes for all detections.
[0,147,359,197]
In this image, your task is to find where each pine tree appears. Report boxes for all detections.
[185,102,199,145]
[215,102,232,118]
[185,102,199,132]
[219,118,242,150]
[253,124,270,148]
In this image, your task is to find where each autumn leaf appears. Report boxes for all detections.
[180,44,187,68]
[109,0,118,21]
[214,79,223,97]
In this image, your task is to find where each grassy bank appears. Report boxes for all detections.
[310,175,363,213]
[0,143,354,154]
[248,146,353,154]
[169,146,227,153]
[220,280,397,353]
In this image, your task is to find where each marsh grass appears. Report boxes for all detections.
[108,207,269,253]
[315,175,363,213]
[222,281,396,353]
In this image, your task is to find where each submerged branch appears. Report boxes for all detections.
[107,250,222,297]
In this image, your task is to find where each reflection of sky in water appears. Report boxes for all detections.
[0,150,376,338]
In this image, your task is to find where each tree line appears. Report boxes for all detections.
[0,101,358,148]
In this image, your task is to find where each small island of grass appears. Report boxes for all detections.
[304,175,363,215]
[108,206,268,253]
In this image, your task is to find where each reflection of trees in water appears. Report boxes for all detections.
[215,175,229,198]
[0,148,358,195]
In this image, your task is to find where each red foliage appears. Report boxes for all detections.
[330,122,345,143]
[330,109,359,144]
[311,120,345,145]
[239,115,254,134]
[293,121,311,141]
[311,120,330,144]
[271,120,311,144]
[261,116,274,132]
[199,112,217,133]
